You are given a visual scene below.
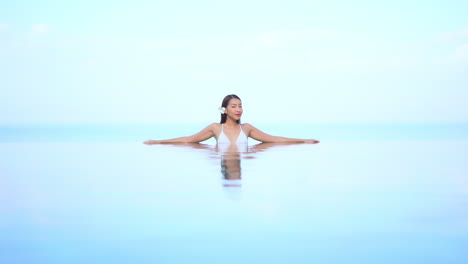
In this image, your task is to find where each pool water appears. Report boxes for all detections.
[1,126,468,263]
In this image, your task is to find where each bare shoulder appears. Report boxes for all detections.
[209,123,222,133]
[241,123,252,130]
[241,123,257,130]
[208,123,219,129]
[241,123,255,135]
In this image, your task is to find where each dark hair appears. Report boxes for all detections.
[220,94,241,124]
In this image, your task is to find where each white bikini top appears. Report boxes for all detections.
[217,124,248,145]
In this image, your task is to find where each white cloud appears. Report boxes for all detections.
[439,29,468,40]
[31,24,50,35]
[455,44,468,61]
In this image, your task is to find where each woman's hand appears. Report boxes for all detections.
[143,140,161,145]
[305,139,320,144]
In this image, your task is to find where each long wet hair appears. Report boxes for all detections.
[220,94,241,124]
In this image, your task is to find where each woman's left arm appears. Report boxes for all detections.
[244,124,319,144]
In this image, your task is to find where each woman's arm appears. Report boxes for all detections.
[244,123,319,144]
[143,123,216,145]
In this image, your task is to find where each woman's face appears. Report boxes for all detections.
[224,98,243,121]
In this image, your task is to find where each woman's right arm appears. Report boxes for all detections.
[143,123,217,145]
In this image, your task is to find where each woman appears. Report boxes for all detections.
[143,94,320,145]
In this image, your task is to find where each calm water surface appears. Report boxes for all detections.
[1,130,468,263]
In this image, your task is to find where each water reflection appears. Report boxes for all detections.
[216,143,245,188]
[159,142,300,189]
[220,152,242,187]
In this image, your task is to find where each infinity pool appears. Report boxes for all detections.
[1,140,467,263]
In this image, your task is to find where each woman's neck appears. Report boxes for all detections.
[224,119,238,127]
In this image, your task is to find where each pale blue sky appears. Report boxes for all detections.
[1,0,467,124]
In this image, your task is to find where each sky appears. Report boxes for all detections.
[1,0,467,124]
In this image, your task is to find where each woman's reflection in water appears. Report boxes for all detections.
[216,142,303,188]
[158,142,300,193]
[218,144,245,188]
